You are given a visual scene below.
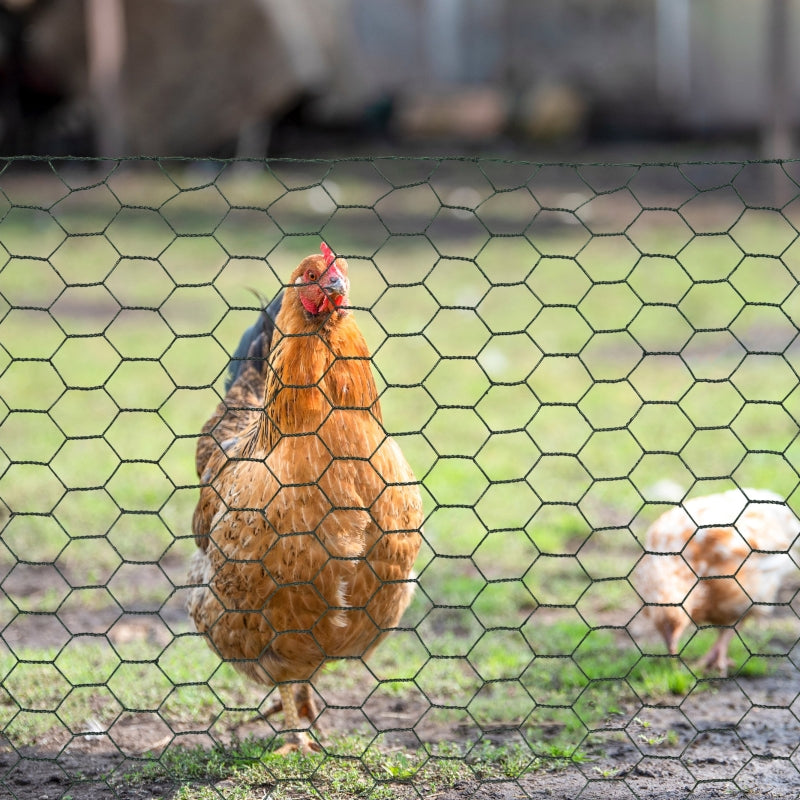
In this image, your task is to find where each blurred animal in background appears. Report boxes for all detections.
[634,488,800,676]
[188,243,424,753]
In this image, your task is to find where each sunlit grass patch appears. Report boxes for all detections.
[1,184,798,563]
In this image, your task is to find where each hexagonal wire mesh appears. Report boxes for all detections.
[0,156,800,798]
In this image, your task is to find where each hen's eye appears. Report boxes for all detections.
[307,270,317,282]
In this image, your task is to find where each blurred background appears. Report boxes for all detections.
[0,0,796,161]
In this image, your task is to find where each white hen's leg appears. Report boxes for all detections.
[697,628,736,676]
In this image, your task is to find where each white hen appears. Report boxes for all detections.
[634,488,799,674]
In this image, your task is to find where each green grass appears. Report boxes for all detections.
[117,735,552,799]
[0,160,798,789]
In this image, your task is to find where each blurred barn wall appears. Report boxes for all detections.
[0,0,796,156]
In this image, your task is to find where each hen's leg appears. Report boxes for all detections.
[261,683,321,727]
[697,628,735,676]
[273,683,321,755]
[295,682,320,723]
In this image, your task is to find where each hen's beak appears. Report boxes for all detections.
[321,272,348,307]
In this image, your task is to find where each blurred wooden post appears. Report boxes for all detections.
[85,0,126,157]
[763,0,792,160]
[655,0,691,106]
[425,0,461,83]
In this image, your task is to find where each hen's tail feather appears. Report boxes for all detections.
[194,289,284,482]
[225,289,284,391]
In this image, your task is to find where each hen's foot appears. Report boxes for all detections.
[695,652,734,677]
[274,731,322,756]
[267,683,325,755]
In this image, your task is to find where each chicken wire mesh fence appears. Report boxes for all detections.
[0,155,800,799]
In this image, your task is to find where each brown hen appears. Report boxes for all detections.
[188,244,424,752]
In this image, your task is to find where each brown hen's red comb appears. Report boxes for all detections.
[320,242,336,266]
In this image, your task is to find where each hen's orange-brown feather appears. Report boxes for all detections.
[188,251,423,697]
[192,356,268,550]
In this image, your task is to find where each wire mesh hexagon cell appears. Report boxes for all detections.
[0,156,799,798]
